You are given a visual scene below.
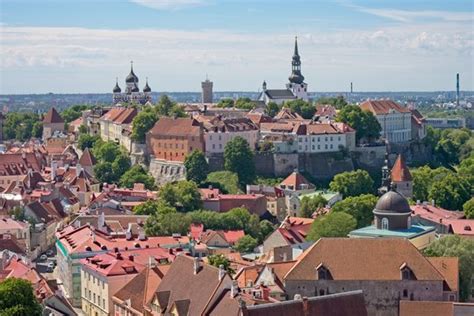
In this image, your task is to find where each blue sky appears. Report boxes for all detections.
[0,0,473,93]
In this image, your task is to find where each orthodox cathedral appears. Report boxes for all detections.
[112,62,152,105]
[258,37,309,105]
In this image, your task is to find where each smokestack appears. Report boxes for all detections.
[456,73,460,107]
[350,82,353,94]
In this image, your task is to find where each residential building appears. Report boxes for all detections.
[259,121,303,153]
[425,117,466,129]
[284,238,459,316]
[99,106,137,144]
[411,202,465,234]
[247,184,286,220]
[199,116,259,154]
[410,109,427,140]
[296,122,356,153]
[399,300,474,316]
[360,100,412,143]
[42,107,65,141]
[78,148,97,176]
[199,188,268,218]
[146,117,205,163]
[349,189,436,250]
[0,217,30,254]
[0,152,43,189]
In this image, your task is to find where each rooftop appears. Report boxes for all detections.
[349,224,435,239]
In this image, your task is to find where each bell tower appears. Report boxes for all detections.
[286,36,308,100]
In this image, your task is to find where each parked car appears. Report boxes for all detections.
[47,261,55,272]
[39,254,47,261]
[46,249,54,257]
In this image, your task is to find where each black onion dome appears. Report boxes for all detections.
[131,82,139,92]
[374,190,411,214]
[289,71,305,84]
[126,63,139,83]
[143,80,151,92]
[113,82,121,93]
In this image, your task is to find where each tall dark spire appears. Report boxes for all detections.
[113,77,121,93]
[288,36,305,84]
[126,60,139,83]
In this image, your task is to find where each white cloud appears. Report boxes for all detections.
[351,5,473,23]
[130,0,207,10]
[0,22,472,93]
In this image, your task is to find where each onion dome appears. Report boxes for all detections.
[288,36,305,84]
[143,78,151,92]
[374,189,411,215]
[126,61,139,83]
[113,78,121,93]
[131,82,139,93]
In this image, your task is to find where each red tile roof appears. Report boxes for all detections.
[78,148,97,166]
[410,204,464,224]
[43,108,64,124]
[391,154,412,182]
[279,171,314,191]
[0,153,42,176]
[149,117,202,137]
[100,107,137,124]
[360,100,411,115]
[448,219,474,236]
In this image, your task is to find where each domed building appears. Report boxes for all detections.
[349,186,436,250]
[112,61,153,105]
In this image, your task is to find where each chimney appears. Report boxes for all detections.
[138,230,146,241]
[230,280,239,298]
[218,264,226,281]
[456,73,460,107]
[126,223,133,240]
[294,294,302,300]
[416,200,420,206]
[98,212,105,229]
[431,199,435,206]
[91,230,96,242]
[51,161,57,180]
[302,296,309,314]
[128,255,134,262]
[193,257,201,275]
[148,256,157,267]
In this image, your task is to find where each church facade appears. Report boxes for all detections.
[112,62,152,105]
[258,37,309,105]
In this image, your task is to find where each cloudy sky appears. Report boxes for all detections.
[0,0,472,94]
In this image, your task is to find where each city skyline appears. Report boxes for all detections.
[0,0,473,94]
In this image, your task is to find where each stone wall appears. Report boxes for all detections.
[207,153,224,172]
[299,153,354,180]
[284,279,444,316]
[148,158,186,185]
[254,152,275,177]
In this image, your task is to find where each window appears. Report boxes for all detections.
[93,293,96,304]
[318,145,320,150]
[317,137,320,142]
[381,218,389,230]
[319,289,325,296]
[103,298,106,308]
[330,136,333,141]
[403,289,408,297]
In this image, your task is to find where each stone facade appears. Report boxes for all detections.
[148,158,186,185]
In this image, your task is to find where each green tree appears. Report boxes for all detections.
[428,173,471,211]
[329,169,374,197]
[61,105,90,123]
[134,200,161,215]
[131,111,157,142]
[424,235,474,301]
[144,207,191,236]
[205,171,240,194]
[411,166,452,202]
[159,180,202,212]
[284,99,316,119]
[78,124,88,134]
[78,134,100,151]
[332,194,378,228]
[315,96,348,109]
[307,212,357,241]
[119,165,156,190]
[299,195,328,218]
[112,154,132,179]
[264,101,281,117]
[435,129,472,166]
[184,150,209,184]
[217,98,234,108]
[336,105,381,142]
[224,137,255,186]
[0,278,42,316]
[3,112,42,141]
[234,97,255,110]
[207,254,235,274]
[234,235,258,253]
[94,162,116,184]
[155,95,175,116]
[94,141,121,163]
[463,198,474,219]
[32,122,43,138]
[258,220,275,242]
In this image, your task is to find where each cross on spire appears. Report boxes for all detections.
[294,36,299,56]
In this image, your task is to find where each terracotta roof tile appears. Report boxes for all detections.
[360,100,411,115]
[148,117,202,137]
[43,108,64,124]
[78,148,97,166]
[427,257,458,292]
[391,154,412,182]
[399,300,454,316]
[279,171,314,191]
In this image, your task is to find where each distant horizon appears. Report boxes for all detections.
[1,0,473,93]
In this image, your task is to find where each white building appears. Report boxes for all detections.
[297,122,356,153]
[258,37,309,105]
[198,116,259,154]
[360,100,412,143]
[112,62,152,105]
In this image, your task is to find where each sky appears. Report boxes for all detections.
[0,0,473,94]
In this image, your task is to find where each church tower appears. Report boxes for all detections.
[201,76,213,103]
[286,37,308,101]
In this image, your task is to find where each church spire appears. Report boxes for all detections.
[288,36,305,84]
[294,36,299,57]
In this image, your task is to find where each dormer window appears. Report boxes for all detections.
[400,263,416,280]
[316,263,332,280]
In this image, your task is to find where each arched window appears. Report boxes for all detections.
[381,218,389,230]
[319,289,325,296]
[407,217,412,229]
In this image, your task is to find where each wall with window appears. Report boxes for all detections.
[204,129,259,154]
[297,134,348,153]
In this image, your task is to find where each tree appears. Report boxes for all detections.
[424,235,474,301]
[94,141,121,163]
[307,212,357,241]
[207,254,235,274]
[265,101,281,117]
[336,105,381,142]
[234,235,258,253]
[134,200,161,215]
[155,95,175,116]
[0,278,42,316]
[258,220,275,242]
[234,97,255,110]
[224,136,255,186]
[205,171,240,194]
[112,154,131,177]
[159,180,202,212]
[284,99,316,119]
[299,195,328,218]
[463,198,474,219]
[329,169,374,197]
[61,104,90,123]
[435,129,472,166]
[428,174,471,211]
[411,166,452,202]
[315,96,348,109]
[119,165,156,190]
[144,207,191,236]
[78,134,100,151]
[32,122,43,138]
[332,194,378,228]
[217,98,234,108]
[131,111,157,142]
[94,162,116,184]
[184,150,209,184]
[3,112,43,141]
